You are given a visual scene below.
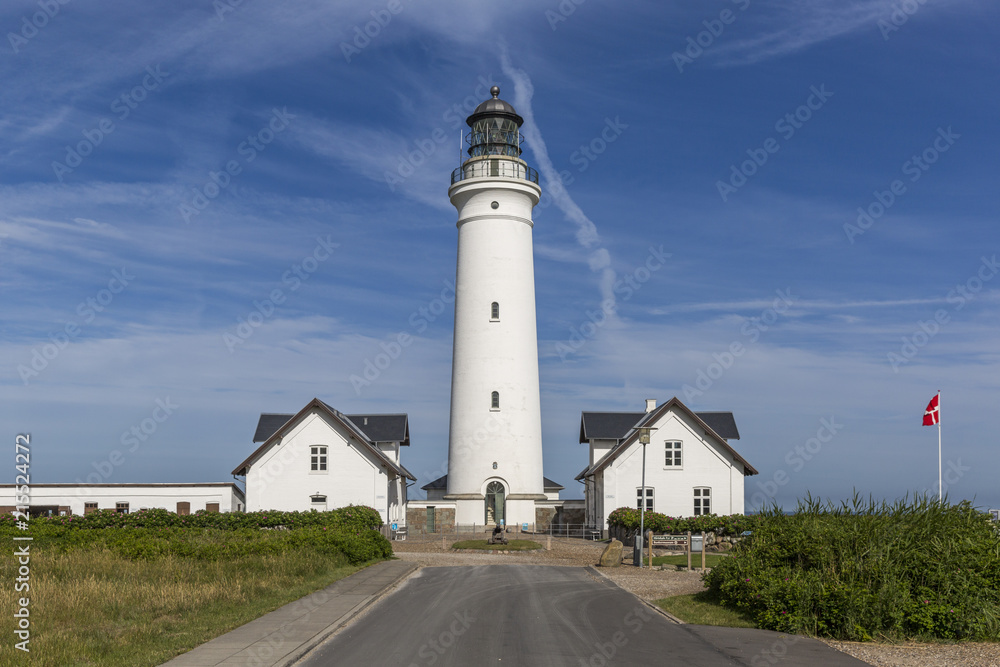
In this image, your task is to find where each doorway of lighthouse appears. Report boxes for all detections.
[485,481,506,526]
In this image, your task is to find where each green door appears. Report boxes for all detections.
[426,506,435,533]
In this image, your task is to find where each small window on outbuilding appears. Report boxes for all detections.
[116,502,129,515]
[491,391,500,410]
[84,502,98,515]
[491,302,499,321]
[693,488,711,516]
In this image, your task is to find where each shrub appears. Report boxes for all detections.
[606,508,756,536]
[702,494,1000,641]
[0,505,383,532]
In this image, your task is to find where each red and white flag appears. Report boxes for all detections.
[923,394,940,426]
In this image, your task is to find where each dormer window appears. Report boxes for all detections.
[491,302,499,321]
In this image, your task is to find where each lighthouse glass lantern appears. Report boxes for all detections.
[452,86,538,184]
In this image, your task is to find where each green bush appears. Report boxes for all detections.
[607,507,756,536]
[0,505,391,566]
[0,505,383,532]
[702,495,1000,641]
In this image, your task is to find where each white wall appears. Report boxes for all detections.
[245,408,405,525]
[0,484,243,515]
[446,170,545,500]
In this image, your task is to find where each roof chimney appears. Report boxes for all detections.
[645,399,656,413]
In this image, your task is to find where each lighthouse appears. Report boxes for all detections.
[444,86,546,527]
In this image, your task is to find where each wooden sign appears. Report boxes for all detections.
[651,534,688,546]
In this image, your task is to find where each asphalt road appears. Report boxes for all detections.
[299,565,868,667]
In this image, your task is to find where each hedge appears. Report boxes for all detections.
[607,507,757,536]
[0,505,383,533]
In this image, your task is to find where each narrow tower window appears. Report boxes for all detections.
[490,302,499,321]
[491,391,500,410]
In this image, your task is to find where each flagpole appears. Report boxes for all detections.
[938,390,942,503]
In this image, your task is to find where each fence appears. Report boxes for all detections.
[405,522,602,540]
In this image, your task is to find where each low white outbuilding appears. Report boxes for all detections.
[0,483,244,517]
[232,398,415,526]
[576,397,757,531]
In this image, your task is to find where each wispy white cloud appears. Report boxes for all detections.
[709,0,971,66]
[499,43,618,310]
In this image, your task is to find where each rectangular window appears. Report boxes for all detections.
[693,488,711,516]
[84,502,98,515]
[311,446,327,472]
[636,487,654,512]
[176,502,190,516]
[206,503,220,513]
[116,502,129,514]
[664,441,682,467]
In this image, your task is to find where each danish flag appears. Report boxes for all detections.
[922,394,940,426]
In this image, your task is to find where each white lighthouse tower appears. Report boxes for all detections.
[444,87,546,527]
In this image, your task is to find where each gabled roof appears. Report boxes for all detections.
[579,410,740,442]
[421,475,565,492]
[253,410,410,446]
[575,397,757,480]
[233,398,415,480]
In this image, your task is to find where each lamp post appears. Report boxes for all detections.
[638,426,650,568]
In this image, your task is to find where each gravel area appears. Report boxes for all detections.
[820,640,1000,667]
[391,536,1000,666]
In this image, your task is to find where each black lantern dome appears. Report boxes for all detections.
[465,86,523,158]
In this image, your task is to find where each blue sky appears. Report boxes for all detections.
[2,0,998,511]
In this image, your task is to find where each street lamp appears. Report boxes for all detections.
[638,426,651,568]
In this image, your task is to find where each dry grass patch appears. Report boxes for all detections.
[0,545,366,666]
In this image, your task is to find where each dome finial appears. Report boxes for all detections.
[490,86,500,98]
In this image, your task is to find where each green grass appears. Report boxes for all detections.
[655,592,756,628]
[452,539,542,551]
[0,544,376,666]
[651,553,727,569]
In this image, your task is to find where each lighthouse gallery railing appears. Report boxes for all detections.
[451,159,539,185]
